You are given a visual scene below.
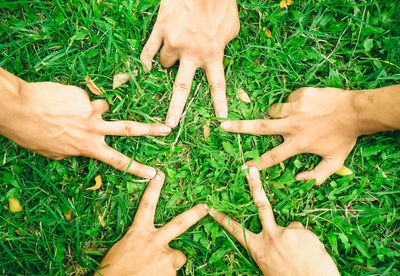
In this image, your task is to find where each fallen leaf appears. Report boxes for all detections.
[265,29,272,38]
[203,120,211,139]
[98,214,106,227]
[85,76,103,95]
[65,209,73,220]
[9,198,22,212]
[236,88,251,104]
[179,179,184,191]
[335,165,353,176]
[86,175,102,191]
[112,71,138,89]
[280,0,294,9]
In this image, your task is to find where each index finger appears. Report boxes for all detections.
[246,167,277,233]
[156,204,208,244]
[90,144,156,179]
[99,121,171,137]
[165,60,197,128]
[205,60,227,118]
[220,119,290,135]
[132,172,165,228]
[209,208,257,249]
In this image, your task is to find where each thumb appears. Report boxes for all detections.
[296,158,344,186]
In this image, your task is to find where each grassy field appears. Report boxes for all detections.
[1,0,400,275]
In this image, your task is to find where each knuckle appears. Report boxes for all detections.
[109,155,126,171]
[211,81,226,92]
[174,216,187,229]
[174,82,191,94]
[264,151,280,165]
[255,201,270,211]
[123,124,135,136]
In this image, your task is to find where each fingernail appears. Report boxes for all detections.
[167,117,178,128]
[241,164,248,172]
[145,168,157,179]
[155,174,162,180]
[218,111,228,118]
[160,125,171,135]
[203,204,209,211]
[221,121,231,130]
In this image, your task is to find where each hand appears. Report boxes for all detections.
[210,167,339,276]
[1,81,171,179]
[140,0,240,127]
[221,87,359,185]
[96,172,208,275]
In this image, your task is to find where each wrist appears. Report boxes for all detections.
[352,86,400,135]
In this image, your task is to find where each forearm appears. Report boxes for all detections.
[353,84,400,135]
[0,68,27,130]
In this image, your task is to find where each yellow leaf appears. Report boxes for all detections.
[85,76,103,95]
[280,0,294,9]
[236,88,251,104]
[86,175,102,191]
[98,214,106,227]
[65,209,73,220]
[112,71,138,89]
[335,165,353,176]
[203,120,211,139]
[265,29,272,38]
[9,198,22,212]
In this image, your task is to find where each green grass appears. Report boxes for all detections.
[1,0,400,275]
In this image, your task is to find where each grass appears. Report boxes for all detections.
[1,0,399,275]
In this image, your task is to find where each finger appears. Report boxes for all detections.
[157,203,208,244]
[220,119,290,135]
[267,103,293,119]
[140,27,163,72]
[91,145,156,179]
[205,60,227,118]
[209,208,257,249]
[133,172,165,227]
[99,121,171,137]
[166,60,197,127]
[91,99,110,114]
[295,158,343,186]
[246,167,277,232]
[160,45,179,68]
[246,142,298,170]
[287,221,304,229]
[170,249,187,271]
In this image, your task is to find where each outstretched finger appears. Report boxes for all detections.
[91,145,156,179]
[209,208,257,249]
[296,158,344,186]
[246,142,298,170]
[140,26,163,72]
[157,204,208,244]
[99,121,171,137]
[133,172,165,227]
[220,119,290,135]
[166,60,197,127]
[246,167,277,232]
[205,59,227,118]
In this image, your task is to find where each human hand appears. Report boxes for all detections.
[0,81,171,179]
[96,172,208,275]
[210,167,339,276]
[221,87,359,185]
[140,0,240,127]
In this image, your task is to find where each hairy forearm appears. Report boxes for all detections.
[353,84,400,135]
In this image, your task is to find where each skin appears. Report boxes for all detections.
[0,68,172,179]
[221,86,400,185]
[95,172,208,275]
[210,167,340,276]
[140,0,240,128]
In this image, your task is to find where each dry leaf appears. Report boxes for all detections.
[236,88,251,104]
[265,29,272,38]
[335,165,353,176]
[86,175,102,191]
[203,120,211,139]
[9,198,22,212]
[85,76,103,95]
[112,71,138,89]
[97,214,106,227]
[65,209,73,220]
[280,0,294,9]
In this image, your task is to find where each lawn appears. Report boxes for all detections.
[1,0,399,275]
